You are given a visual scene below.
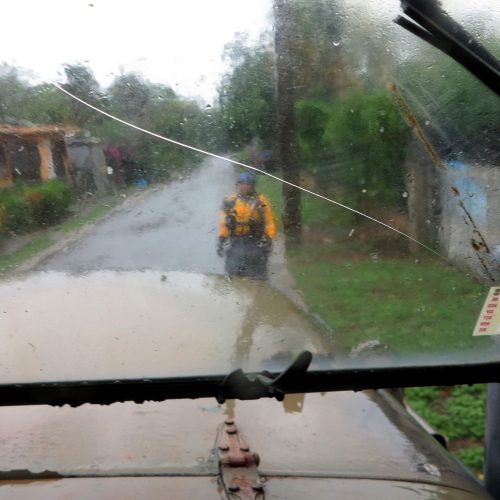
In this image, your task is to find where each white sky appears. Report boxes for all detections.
[0,0,273,104]
[0,0,498,104]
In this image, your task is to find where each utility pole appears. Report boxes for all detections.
[274,0,301,246]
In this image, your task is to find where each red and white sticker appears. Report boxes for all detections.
[473,287,500,336]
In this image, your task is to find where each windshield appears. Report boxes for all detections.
[0,0,499,385]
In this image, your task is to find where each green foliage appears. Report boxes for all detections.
[26,84,75,124]
[27,179,75,225]
[259,174,355,230]
[0,180,74,234]
[0,64,33,121]
[100,72,208,182]
[406,385,486,472]
[396,41,500,164]
[407,385,486,441]
[296,92,411,208]
[0,185,32,233]
[61,64,107,128]
[289,244,487,354]
[218,39,277,150]
[456,446,485,472]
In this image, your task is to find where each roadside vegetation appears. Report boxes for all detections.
[260,173,487,474]
[406,385,486,475]
[0,179,74,236]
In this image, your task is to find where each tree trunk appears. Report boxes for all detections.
[274,0,301,246]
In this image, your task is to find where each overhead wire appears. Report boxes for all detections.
[52,82,444,258]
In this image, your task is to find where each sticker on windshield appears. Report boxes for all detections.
[473,287,500,336]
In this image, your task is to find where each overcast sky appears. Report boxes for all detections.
[0,0,273,104]
[1,0,497,104]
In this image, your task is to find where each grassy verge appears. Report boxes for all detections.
[258,172,488,474]
[59,202,117,233]
[0,237,53,273]
[290,247,487,353]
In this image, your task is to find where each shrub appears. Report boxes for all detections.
[0,186,32,233]
[26,179,75,225]
[296,92,411,208]
[0,179,74,233]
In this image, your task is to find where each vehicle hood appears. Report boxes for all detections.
[0,391,487,498]
[0,271,487,498]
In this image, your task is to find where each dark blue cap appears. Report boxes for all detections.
[237,171,256,184]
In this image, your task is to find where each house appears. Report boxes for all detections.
[0,125,77,188]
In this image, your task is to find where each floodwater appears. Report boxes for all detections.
[39,158,233,274]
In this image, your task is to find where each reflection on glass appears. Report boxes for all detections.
[282,393,306,414]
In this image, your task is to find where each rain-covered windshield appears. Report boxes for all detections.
[0,0,499,384]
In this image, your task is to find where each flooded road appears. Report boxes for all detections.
[39,158,234,274]
[1,158,334,384]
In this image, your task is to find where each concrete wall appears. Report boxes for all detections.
[67,142,111,194]
[439,160,500,280]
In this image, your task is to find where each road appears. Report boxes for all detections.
[38,157,304,306]
[40,158,233,274]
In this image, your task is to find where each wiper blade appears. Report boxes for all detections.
[2,356,500,407]
[396,0,500,96]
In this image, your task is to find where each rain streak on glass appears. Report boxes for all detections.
[0,0,499,386]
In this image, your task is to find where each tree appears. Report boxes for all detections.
[25,84,73,124]
[0,64,32,122]
[61,63,105,127]
[102,71,208,182]
[107,72,151,121]
[218,36,277,150]
[274,0,301,245]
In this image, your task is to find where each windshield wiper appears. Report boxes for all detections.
[2,355,500,407]
[396,0,500,96]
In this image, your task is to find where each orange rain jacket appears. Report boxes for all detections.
[219,193,277,240]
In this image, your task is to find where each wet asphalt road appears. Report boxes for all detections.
[40,158,235,274]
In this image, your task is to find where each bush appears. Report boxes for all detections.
[0,179,74,234]
[296,91,411,208]
[0,186,33,233]
[26,179,75,225]
[456,446,484,473]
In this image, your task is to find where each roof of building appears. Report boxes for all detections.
[0,125,79,138]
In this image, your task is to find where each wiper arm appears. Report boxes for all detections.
[215,351,312,404]
[395,0,500,96]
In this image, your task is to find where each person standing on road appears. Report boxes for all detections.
[217,171,276,280]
